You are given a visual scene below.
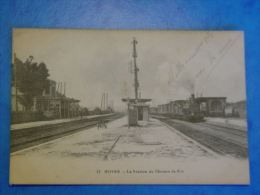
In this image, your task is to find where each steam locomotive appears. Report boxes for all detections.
[153,94,204,122]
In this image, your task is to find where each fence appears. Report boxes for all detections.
[224,108,247,118]
[11,111,44,124]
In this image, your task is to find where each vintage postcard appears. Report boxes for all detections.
[10,29,249,184]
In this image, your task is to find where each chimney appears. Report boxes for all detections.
[60,82,62,94]
[64,82,66,96]
[191,94,195,103]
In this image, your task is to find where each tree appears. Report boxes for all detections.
[92,107,102,115]
[79,107,89,116]
[13,55,50,111]
[82,107,89,116]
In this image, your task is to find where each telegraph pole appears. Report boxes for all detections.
[60,82,62,94]
[101,93,102,110]
[106,93,108,110]
[132,38,139,100]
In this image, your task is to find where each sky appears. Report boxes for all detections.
[12,29,246,111]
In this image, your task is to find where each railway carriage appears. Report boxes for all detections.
[155,95,204,122]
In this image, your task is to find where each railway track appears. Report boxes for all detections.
[153,117,248,159]
[11,113,125,153]
[201,122,247,137]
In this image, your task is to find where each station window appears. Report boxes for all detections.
[211,101,222,111]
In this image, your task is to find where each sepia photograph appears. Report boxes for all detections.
[10,29,249,184]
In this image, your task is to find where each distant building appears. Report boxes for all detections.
[195,96,226,117]
[225,100,247,118]
[34,79,80,118]
[12,79,80,118]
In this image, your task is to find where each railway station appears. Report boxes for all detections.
[10,37,247,161]
[11,32,248,181]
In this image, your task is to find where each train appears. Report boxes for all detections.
[151,94,204,122]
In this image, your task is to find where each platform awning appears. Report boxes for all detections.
[122,98,151,103]
[195,97,226,103]
[132,102,149,107]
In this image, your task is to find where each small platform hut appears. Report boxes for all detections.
[122,98,151,126]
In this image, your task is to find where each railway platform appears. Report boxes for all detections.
[11,113,114,131]
[10,115,249,184]
[11,116,216,159]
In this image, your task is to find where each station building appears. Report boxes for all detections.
[195,96,226,117]
[12,79,80,118]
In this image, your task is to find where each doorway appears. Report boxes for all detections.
[138,107,143,120]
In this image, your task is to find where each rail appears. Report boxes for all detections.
[11,113,125,153]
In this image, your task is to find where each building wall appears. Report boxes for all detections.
[44,80,56,97]
[207,99,226,117]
